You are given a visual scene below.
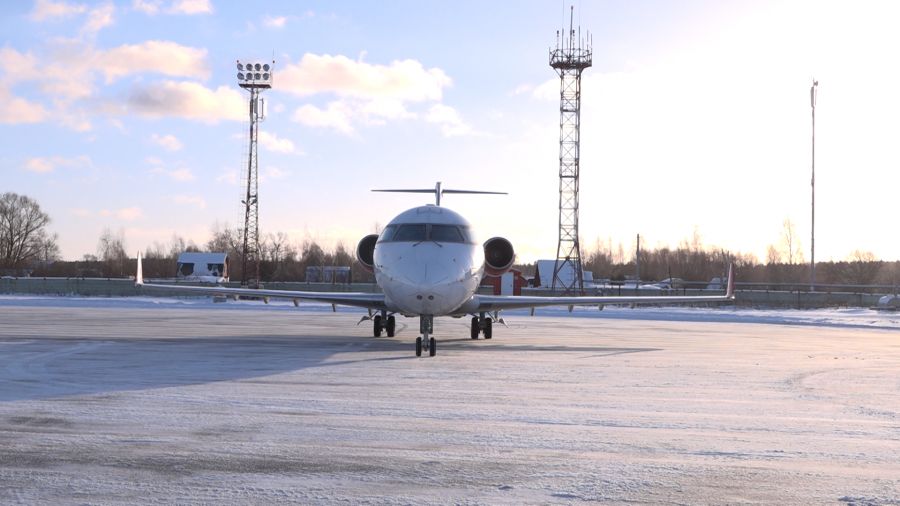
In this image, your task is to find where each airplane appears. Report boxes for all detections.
[136,182,735,357]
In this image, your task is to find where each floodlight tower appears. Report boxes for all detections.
[235,60,273,288]
[549,6,592,294]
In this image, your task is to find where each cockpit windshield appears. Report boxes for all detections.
[392,224,427,242]
[379,223,472,243]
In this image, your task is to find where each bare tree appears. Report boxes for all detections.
[97,228,129,277]
[0,192,59,270]
[781,219,804,265]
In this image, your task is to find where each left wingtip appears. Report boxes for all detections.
[725,263,735,299]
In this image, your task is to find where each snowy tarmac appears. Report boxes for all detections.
[1,297,899,504]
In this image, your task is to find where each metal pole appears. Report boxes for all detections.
[810,80,817,291]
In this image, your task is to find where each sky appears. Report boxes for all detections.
[2,0,900,264]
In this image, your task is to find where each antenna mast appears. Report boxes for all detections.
[549,5,592,294]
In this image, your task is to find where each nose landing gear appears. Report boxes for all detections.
[416,315,436,357]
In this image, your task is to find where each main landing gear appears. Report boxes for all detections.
[372,311,396,337]
[415,315,436,357]
[470,312,493,340]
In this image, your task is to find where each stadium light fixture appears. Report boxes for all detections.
[235,60,273,89]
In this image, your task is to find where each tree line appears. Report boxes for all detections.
[5,192,898,287]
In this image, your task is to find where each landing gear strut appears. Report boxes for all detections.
[416,315,436,357]
[470,313,493,340]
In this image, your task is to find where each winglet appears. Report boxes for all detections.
[136,252,143,286]
[725,263,735,299]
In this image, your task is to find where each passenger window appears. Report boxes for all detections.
[430,225,464,243]
[392,224,427,241]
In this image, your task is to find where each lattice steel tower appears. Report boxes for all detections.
[236,60,273,288]
[549,7,591,294]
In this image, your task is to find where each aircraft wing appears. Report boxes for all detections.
[135,254,387,311]
[473,265,735,312]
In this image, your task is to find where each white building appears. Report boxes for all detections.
[176,252,229,283]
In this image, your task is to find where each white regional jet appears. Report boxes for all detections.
[136,183,735,357]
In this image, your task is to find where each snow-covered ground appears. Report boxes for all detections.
[1,297,899,504]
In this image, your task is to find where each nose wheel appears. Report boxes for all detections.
[416,316,436,357]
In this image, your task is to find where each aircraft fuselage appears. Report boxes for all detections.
[373,205,484,316]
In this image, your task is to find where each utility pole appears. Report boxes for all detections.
[810,79,818,291]
[635,233,641,285]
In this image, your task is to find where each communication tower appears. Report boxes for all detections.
[235,60,273,288]
[549,7,592,294]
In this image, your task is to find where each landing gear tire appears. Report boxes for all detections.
[373,315,383,337]
[386,316,396,337]
[470,317,479,339]
[484,317,493,339]
[415,337,423,357]
[429,337,436,357]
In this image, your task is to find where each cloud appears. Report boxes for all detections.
[292,102,354,134]
[262,166,290,180]
[23,155,90,173]
[81,3,115,35]
[0,86,48,124]
[126,80,244,122]
[279,53,451,102]
[150,166,195,181]
[258,131,299,154]
[70,208,92,217]
[215,168,238,186]
[425,104,472,137]
[262,15,286,28]
[168,0,212,15]
[99,41,208,82]
[150,133,183,151]
[132,0,161,14]
[216,166,289,186]
[281,53,456,134]
[0,41,210,128]
[24,158,54,173]
[133,0,212,15]
[172,194,206,209]
[30,0,87,21]
[97,207,143,221]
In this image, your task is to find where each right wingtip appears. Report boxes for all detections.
[135,252,143,286]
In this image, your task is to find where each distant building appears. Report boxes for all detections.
[481,268,526,295]
[176,252,229,282]
[306,266,351,284]
[532,259,593,289]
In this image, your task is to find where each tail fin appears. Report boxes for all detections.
[725,263,735,299]
[136,252,143,285]
[372,181,506,206]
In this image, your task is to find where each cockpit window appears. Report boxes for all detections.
[430,224,464,243]
[378,225,397,242]
[379,223,474,243]
[392,224,427,242]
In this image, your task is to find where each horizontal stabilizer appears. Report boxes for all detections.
[372,181,506,206]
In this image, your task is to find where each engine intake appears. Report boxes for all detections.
[356,234,379,273]
[483,236,515,277]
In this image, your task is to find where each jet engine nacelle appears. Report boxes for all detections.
[483,236,515,277]
[356,234,379,273]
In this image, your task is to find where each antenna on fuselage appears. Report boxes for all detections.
[372,181,507,206]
